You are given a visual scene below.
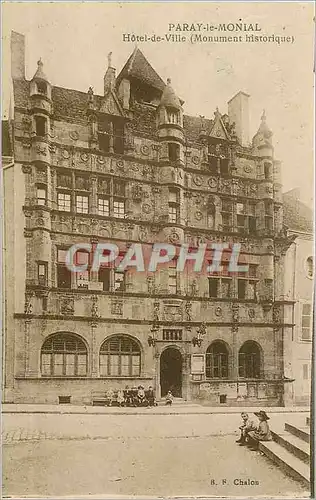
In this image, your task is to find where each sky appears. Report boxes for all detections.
[2,2,315,207]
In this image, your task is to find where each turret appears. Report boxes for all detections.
[157,78,184,165]
[252,110,273,157]
[30,58,52,100]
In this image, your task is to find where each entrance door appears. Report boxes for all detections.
[160,348,182,397]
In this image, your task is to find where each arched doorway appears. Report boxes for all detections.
[160,347,182,397]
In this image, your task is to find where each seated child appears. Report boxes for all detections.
[247,410,272,449]
[106,388,114,407]
[236,412,257,445]
[137,385,146,406]
[145,386,156,407]
[165,390,173,406]
[117,389,125,407]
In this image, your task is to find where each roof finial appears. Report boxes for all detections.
[108,52,112,68]
[261,109,266,122]
[167,78,171,84]
[37,58,43,67]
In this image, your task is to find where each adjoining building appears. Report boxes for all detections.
[282,189,313,406]
[3,31,302,406]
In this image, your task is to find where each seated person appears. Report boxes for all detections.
[137,385,146,406]
[106,388,114,407]
[165,390,173,406]
[247,411,272,449]
[236,412,257,445]
[131,386,138,407]
[123,385,132,407]
[117,389,125,407]
[145,386,156,407]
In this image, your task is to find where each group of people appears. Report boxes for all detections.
[236,410,272,449]
[105,385,157,407]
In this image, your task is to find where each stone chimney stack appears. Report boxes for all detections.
[228,91,250,146]
[104,51,116,94]
[11,31,25,79]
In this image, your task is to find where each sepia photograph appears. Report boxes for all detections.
[1,1,314,498]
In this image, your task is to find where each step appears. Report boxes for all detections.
[259,440,310,488]
[285,423,310,444]
[271,431,310,464]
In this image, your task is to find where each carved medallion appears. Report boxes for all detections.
[193,175,203,186]
[62,149,70,159]
[192,156,199,165]
[80,153,88,162]
[140,145,150,156]
[69,131,79,141]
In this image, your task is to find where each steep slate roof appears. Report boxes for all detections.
[116,48,165,91]
[283,190,313,233]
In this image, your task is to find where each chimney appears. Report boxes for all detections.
[228,91,250,146]
[104,51,116,94]
[11,31,25,79]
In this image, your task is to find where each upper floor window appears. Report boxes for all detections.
[301,303,312,341]
[38,261,48,286]
[76,195,89,214]
[35,116,46,137]
[57,248,72,289]
[168,259,178,294]
[264,162,273,180]
[98,266,126,292]
[168,143,180,162]
[163,329,183,341]
[37,185,47,206]
[58,192,71,212]
[97,177,126,219]
[168,188,179,223]
[37,81,47,95]
[306,257,314,279]
[237,202,257,234]
[167,108,180,124]
[221,199,233,232]
[98,116,124,154]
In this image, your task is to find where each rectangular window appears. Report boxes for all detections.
[113,180,126,197]
[75,175,89,191]
[58,192,71,212]
[168,143,180,162]
[35,116,46,137]
[169,204,177,223]
[220,158,229,176]
[302,303,312,340]
[168,260,178,294]
[98,267,111,291]
[114,271,125,292]
[237,214,246,233]
[163,330,183,341]
[209,278,219,298]
[238,279,246,299]
[221,278,231,298]
[113,200,125,218]
[57,249,71,289]
[169,189,179,224]
[76,195,89,214]
[249,264,258,278]
[167,109,179,124]
[98,197,110,216]
[38,262,48,286]
[221,200,232,231]
[37,186,47,206]
[264,162,272,180]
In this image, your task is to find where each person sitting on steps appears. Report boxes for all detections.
[236,412,257,445]
[165,390,173,406]
[247,410,272,450]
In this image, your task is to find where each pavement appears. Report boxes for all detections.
[2,402,311,415]
[2,408,311,497]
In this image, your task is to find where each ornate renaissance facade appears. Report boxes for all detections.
[3,31,299,406]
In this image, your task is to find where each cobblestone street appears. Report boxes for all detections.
[3,411,309,497]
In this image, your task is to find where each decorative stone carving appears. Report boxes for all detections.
[163,302,183,321]
[215,306,222,317]
[80,153,88,162]
[192,156,199,165]
[169,232,180,243]
[273,305,281,323]
[111,300,123,316]
[24,294,33,315]
[208,177,217,189]
[22,165,32,174]
[193,175,203,186]
[232,303,239,322]
[60,297,74,316]
[132,184,143,201]
[91,296,99,318]
[69,131,79,141]
[97,156,105,164]
[62,149,70,159]
[195,211,203,221]
[140,145,150,156]
[248,308,255,319]
[191,279,198,297]
[36,145,47,156]
[185,301,192,321]
[153,301,160,322]
[244,165,252,173]
[147,276,155,294]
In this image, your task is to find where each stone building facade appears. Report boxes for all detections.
[3,31,297,406]
[282,189,313,406]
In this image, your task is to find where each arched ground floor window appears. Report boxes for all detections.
[100,335,141,377]
[206,340,229,378]
[238,341,261,378]
[41,333,87,376]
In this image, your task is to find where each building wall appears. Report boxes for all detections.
[3,37,297,406]
[283,235,313,405]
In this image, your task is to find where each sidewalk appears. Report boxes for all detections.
[2,402,310,415]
